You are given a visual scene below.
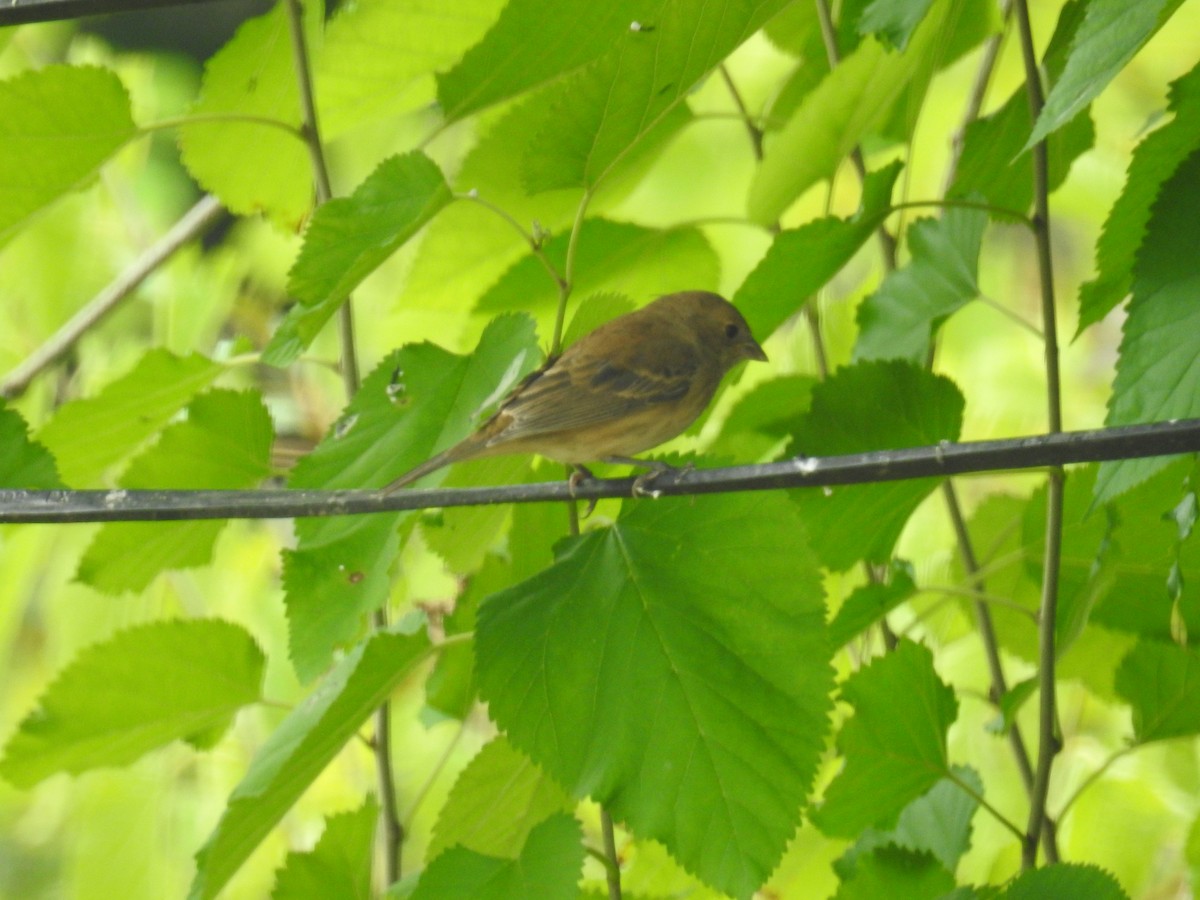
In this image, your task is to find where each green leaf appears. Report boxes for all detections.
[436,0,653,121]
[0,65,136,245]
[814,640,958,837]
[1078,61,1200,332]
[476,219,719,317]
[854,207,987,362]
[272,799,377,900]
[789,361,964,570]
[476,493,833,898]
[284,315,539,681]
[36,349,222,486]
[1115,639,1200,744]
[1002,863,1128,900]
[735,161,902,340]
[178,3,316,226]
[833,847,955,900]
[264,152,452,365]
[522,0,789,193]
[0,401,64,488]
[949,1,1094,219]
[76,390,273,595]
[829,565,918,647]
[748,1,953,225]
[1095,147,1200,504]
[428,736,573,860]
[0,620,265,788]
[1028,0,1186,148]
[189,627,431,900]
[710,374,817,462]
[412,813,583,900]
[421,455,528,575]
[316,0,504,136]
[858,0,936,50]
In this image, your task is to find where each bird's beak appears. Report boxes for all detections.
[743,338,768,362]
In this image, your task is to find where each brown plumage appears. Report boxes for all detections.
[380,291,767,493]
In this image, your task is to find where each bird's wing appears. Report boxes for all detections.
[486,341,700,442]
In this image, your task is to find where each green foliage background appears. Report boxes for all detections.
[1,0,1199,898]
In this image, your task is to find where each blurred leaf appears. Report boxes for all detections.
[284,315,539,681]
[789,361,964,570]
[814,640,958,837]
[749,1,953,225]
[476,219,719,316]
[1028,0,1186,148]
[1115,639,1200,744]
[428,736,573,860]
[736,161,902,339]
[413,813,583,900]
[0,65,136,245]
[710,374,817,462]
[272,799,377,900]
[988,678,1038,736]
[949,1,1092,218]
[1077,62,1200,333]
[421,454,528,574]
[437,0,654,121]
[178,3,316,226]
[316,0,503,135]
[0,402,64,488]
[858,0,936,50]
[763,1,823,57]
[190,627,431,900]
[37,349,222,486]
[829,564,917,646]
[834,847,955,900]
[561,292,636,347]
[265,152,452,365]
[1095,148,1200,504]
[522,0,787,193]
[77,390,273,594]
[1002,863,1128,900]
[476,493,833,898]
[854,207,987,362]
[0,620,264,788]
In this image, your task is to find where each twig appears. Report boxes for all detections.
[600,808,622,900]
[3,420,1197,523]
[1012,0,1065,870]
[943,1,1012,193]
[718,64,764,160]
[285,0,386,879]
[1,195,225,399]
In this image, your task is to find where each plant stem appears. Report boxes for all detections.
[1,195,225,399]
[1012,0,1065,870]
[600,808,623,900]
[285,0,390,879]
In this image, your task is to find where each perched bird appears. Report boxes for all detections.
[380,291,767,494]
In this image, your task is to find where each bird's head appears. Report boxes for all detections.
[662,291,768,371]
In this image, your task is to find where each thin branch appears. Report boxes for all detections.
[3,420,1197,524]
[1012,0,1065,870]
[948,768,1025,842]
[1055,745,1135,820]
[145,113,305,141]
[1,195,225,399]
[552,190,593,355]
[600,808,622,900]
[718,64,764,160]
[456,191,568,292]
[943,1,1012,193]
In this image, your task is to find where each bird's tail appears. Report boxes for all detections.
[378,438,477,495]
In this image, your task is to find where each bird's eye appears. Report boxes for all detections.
[724,323,740,339]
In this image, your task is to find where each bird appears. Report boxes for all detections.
[380,291,767,494]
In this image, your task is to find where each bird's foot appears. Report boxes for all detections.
[610,458,692,499]
[568,465,599,518]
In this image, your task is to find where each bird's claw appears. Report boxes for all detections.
[630,460,692,499]
[568,465,599,518]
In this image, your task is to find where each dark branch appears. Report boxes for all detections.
[2,420,1197,524]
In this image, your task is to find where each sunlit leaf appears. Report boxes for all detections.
[428,736,573,860]
[265,152,452,365]
[37,349,222,487]
[1002,863,1128,900]
[1028,0,1186,148]
[858,0,936,50]
[412,813,583,900]
[0,65,136,245]
[0,401,64,488]
[814,640,958,837]
[190,627,430,900]
[828,565,917,647]
[1115,639,1200,744]
[272,799,377,900]
[833,846,955,900]
[476,492,833,898]
[284,315,539,681]
[0,620,264,788]
[77,390,273,594]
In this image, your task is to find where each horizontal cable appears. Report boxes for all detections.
[1,419,1198,524]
